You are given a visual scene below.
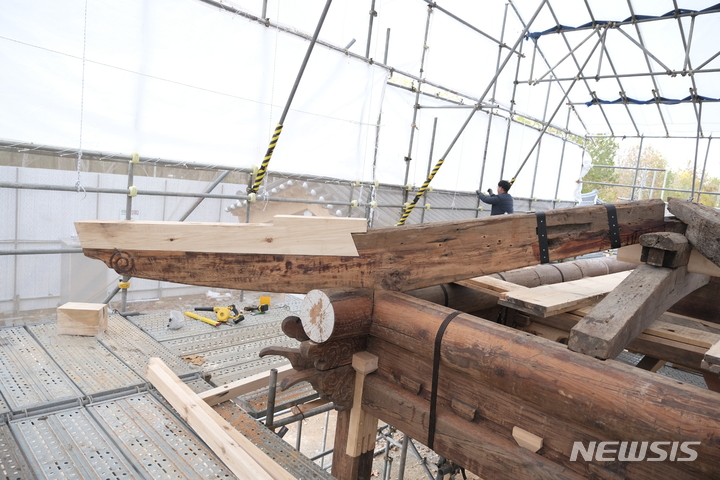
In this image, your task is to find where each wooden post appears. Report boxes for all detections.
[300,288,373,343]
[639,232,692,268]
[332,409,374,480]
[568,264,709,359]
[346,352,379,457]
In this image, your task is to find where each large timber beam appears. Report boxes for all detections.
[365,291,720,480]
[568,264,709,359]
[78,200,668,293]
[667,197,720,268]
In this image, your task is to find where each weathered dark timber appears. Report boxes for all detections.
[331,409,374,480]
[368,291,720,479]
[366,336,700,480]
[667,197,720,268]
[568,265,709,359]
[81,200,668,293]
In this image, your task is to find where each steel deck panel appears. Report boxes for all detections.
[0,327,82,413]
[161,321,285,355]
[192,335,298,372]
[88,394,233,479]
[28,323,145,397]
[10,407,139,479]
[100,315,199,380]
[0,423,37,480]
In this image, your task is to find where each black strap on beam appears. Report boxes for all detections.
[605,204,622,249]
[536,211,550,264]
[428,310,461,450]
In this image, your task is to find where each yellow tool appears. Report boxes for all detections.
[184,311,219,327]
[194,305,243,323]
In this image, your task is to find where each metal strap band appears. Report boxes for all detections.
[536,211,550,264]
[605,204,622,249]
[428,310,461,450]
[440,284,449,307]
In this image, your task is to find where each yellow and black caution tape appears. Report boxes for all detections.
[248,124,283,194]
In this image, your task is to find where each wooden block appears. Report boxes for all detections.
[352,351,378,375]
[498,271,631,317]
[512,426,543,453]
[451,398,476,421]
[619,243,720,277]
[57,302,108,336]
[704,341,720,367]
[644,314,720,349]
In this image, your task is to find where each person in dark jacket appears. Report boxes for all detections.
[476,180,514,215]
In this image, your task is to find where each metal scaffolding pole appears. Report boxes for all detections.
[478,2,510,214]
[366,0,376,58]
[552,107,572,208]
[511,28,606,185]
[398,0,548,225]
[529,78,553,201]
[698,137,713,201]
[401,5,434,206]
[420,118,438,224]
[630,137,645,201]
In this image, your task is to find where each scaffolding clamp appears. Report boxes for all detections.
[369,201,377,209]
[131,153,140,164]
[118,281,130,289]
[128,186,138,197]
[248,192,257,203]
[424,203,431,210]
[350,200,359,208]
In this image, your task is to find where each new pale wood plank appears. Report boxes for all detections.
[644,313,720,349]
[618,244,720,276]
[146,358,295,480]
[199,364,295,406]
[455,276,529,297]
[76,215,367,257]
[568,265,710,359]
[497,271,631,317]
[346,352,379,457]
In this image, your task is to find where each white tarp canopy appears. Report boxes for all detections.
[2,0,719,201]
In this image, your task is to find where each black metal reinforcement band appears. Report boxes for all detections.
[428,310,462,450]
[440,284,449,307]
[605,204,622,249]
[536,211,550,264]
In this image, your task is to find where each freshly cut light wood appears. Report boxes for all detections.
[618,243,720,276]
[199,364,295,406]
[498,271,631,317]
[76,215,367,257]
[146,358,294,480]
[705,341,720,366]
[455,276,529,296]
[512,427,543,453]
[57,302,108,336]
[644,313,720,349]
[569,265,710,359]
[346,352,379,457]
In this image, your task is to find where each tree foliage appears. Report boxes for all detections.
[581,136,619,202]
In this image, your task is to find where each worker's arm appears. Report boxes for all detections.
[477,191,500,205]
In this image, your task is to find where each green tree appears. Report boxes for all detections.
[615,145,668,200]
[581,136,619,202]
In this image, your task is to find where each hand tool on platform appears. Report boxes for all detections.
[194,305,244,323]
[184,311,220,326]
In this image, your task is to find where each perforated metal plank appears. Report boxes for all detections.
[130,309,289,343]
[28,323,145,397]
[206,356,291,388]
[214,402,335,480]
[194,335,298,372]
[10,407,138,479]
[100,315,199,380]
[0,389,9,418]
[0,327,82,413]
[88,394,233,479]
[161,321,285,356]
[0,424,37,480]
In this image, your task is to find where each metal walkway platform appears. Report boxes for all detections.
[0,304,333,480]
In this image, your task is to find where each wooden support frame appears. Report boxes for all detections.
[198,364,295,406]
[146,357,295,480]
[568,264,709,359]
[346,352,379,457]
